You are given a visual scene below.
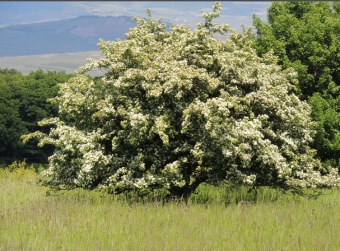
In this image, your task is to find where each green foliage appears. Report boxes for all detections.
[309,93,340,169]
[24,2,340,198]
[0,73,27,164]
[0,159,37,180]
[0,68,21,75]
[0,68,76,165]
[253,1,340,99]
[252,1,340,170]
[15,69,77,163]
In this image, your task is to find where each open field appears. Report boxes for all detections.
[1,172,340,251]
[0,51,105,77]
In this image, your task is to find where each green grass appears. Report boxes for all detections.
[1,174,340,251]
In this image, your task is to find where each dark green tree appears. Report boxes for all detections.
[0,68,21,75]
[252,1,340,169]
[0,68,78,165]
[12,69,77,163]
[309,93,340,169]
[0,73,27,164]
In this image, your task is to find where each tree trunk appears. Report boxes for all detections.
[169,175,208,202]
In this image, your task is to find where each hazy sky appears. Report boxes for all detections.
[0,1,271,31]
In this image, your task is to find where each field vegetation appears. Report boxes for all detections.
[1,165,340,250]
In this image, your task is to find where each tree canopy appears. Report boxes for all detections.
[0,73,27,163]
[252,1,340,169]
[23,2,340,198]
[0,68,76,165]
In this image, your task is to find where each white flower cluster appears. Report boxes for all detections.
[22,2,340,195]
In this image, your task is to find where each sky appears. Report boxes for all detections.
[0,1,271,31]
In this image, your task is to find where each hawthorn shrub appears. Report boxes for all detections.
[23,2,340,198]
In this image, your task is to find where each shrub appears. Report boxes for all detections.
[22,2,340,198]
[0,160,37,180]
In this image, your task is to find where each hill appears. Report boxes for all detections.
[0,2,270,30]
[0,15,171,58]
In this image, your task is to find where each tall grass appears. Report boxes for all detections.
[1,169,340,250]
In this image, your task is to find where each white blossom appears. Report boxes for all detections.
[22,2,340,195]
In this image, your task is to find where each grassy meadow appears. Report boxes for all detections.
[1,167,340,251]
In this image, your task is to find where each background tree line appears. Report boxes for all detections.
[0,68,87,168]
[251,1,340,170]
[1,1,339,175]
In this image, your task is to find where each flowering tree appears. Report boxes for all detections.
[23,2,340,198]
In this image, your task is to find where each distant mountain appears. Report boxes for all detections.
[0,2,271,58]
[0,15,171,57]
[0,2,270,28]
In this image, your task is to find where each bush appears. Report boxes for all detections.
[23,2,340,198]
[0,160,38,180]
